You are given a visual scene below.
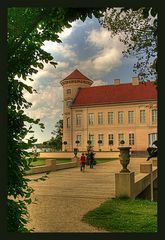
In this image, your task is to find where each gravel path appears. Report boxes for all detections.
[27,158,146,232]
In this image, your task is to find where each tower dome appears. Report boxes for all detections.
[60,69,93,109]
[60,69,93,86]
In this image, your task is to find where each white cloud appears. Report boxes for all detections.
[75,27,125,77]
[87,28,112,48]
[25,85,63,117]
[42,41,76,59]
[92,79,106,86]
[58,20,80,39]
[54,43,77,58]
[92,48,122,71]
[59,27,73,39]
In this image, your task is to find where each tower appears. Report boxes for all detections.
[60,69,93,151]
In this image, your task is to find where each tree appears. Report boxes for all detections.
[51,119,63,151]
[8,7,105,232]
[48,137,56,151]
[101,7,158,82]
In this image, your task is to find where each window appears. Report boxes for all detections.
[76,114,81,126]
[118,111,124,124]
[148,133,157,147]
[67,89,71,94]
[67,117,71,128]
[89,134,94,146]
[128,111,134,124]
[88,113,94,125]
[66,100,72,107]
[118,133,124,145]
[76,135,81,146]
[129,133,135,145]
[152,109,157,124]
[98,134,104,145]
[98,112,104,125]
[140,110,146,123]
[108,112,114,124]
[108,134,114,145]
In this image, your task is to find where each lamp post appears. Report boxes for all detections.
[87,140,92,151]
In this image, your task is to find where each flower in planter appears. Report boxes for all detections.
[75,140,80,147]
[98,140,102,151]
[73,148,78,157]
[120,140,125,145]
[87,140,92,145]
[109,140,113,151]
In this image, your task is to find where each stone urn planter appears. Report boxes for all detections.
[73,148,78,157]
[118,147,131,173]
[72,148,79,164]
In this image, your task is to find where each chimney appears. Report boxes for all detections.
[132,76,139,85]
[114,79,120,85]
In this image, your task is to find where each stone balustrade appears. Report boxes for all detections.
[26,159,78,175]
[115,158,158,199]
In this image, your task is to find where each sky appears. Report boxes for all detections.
[24,15,138,144]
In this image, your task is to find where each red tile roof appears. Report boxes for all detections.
[72,81,157,106]
[63,69,91,80]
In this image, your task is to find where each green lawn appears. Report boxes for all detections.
[30,158,71,167]
[30,157,118,167]
[82,198,157,232]
[95,158,118,164]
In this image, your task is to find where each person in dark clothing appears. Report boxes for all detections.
[86,150,90,165]
[89,151,95,168]
[147,140,158,161]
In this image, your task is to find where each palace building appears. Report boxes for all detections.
[60,69,157,152]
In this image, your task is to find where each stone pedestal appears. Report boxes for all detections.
[140,163,152,173]
[115,172,135,199]
[152,157,157,167]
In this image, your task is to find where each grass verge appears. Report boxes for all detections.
[30,158,72,167]
[96,158,118,164]
[30,158,118,167]
[82,198,157,232]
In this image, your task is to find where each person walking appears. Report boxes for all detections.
[80,153,86,172]
[89,150,95,169]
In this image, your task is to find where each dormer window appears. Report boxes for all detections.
[67,100,72,107]
[67,89,71,94]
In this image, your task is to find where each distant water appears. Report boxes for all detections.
[26,148,51,153]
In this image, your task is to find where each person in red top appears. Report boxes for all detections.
[80,153,86,172]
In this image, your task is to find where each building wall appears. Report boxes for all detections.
[61,79,93,151]
[64,101,157,151]
[60,74,157,152]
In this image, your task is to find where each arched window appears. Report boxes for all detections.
[67,117,71,128]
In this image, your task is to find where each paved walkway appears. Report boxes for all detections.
[27,158,146,232]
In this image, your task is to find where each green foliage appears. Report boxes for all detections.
[101,7,157,82]
[8,7,105,232]
[51,119,63,151]
[82,198,157,232]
